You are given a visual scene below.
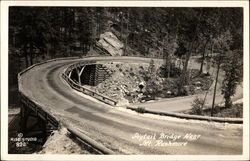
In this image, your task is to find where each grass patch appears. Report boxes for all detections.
[188,103,243,118]
[135,107,146,113]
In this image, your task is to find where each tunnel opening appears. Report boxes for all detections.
[69,64,111,86]
[70,68,79,84]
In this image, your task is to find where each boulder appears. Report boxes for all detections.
[96,32,124,56]
[117,98,130,106]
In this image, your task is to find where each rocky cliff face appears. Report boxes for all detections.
[96,32,124,56]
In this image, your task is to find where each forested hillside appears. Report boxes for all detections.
[9,7,243,110]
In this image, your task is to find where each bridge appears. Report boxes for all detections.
[18,56,242,154]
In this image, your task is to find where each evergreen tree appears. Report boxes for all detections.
[221,50,243,108]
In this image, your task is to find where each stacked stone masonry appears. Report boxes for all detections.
[81,64,111,86]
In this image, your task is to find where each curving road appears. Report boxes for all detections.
[19,56,242,154]
[138,56,243,113]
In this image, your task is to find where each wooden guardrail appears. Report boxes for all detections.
[62,62,118,106]
[19,90,114,154]
[18,57,80,128]
[127,106,243,124]
[19,92,59,128]
[18,56,115,154]
[65,124,115,154]
[18,57,79,76]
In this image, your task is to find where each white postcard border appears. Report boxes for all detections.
[1,1,249,160]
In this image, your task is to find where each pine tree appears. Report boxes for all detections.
[221,51,243,108]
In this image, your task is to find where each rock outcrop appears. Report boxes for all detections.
[96,32,124,56]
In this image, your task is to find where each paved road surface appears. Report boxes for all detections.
[19,57,242,154]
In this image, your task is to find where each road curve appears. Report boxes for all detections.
[137,56,228,113]
[19,56,242,155]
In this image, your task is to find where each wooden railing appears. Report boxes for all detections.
[18,57,80,128]
[19,92,59,128]
[17,57,115,154]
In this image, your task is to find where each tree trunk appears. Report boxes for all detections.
[211,60,221,116]
[166,51,171,78]
[24,44,29,68]
[29,42,34,65]
[183,42,194,75]
[168,59,171,78]
[45,44,49,59]
[177,40,194,95]
[162,38,165,59]
[68,26,72,57]
[121,13,123,40]
[124,12,129,56]
[97,12,100,37]
[52,41,55,58]
[224,93,232,108]
[199,39,209,74]
[210,41,214,57]
[183,12,202,83]
[199,52,205,74]
[193,41,200,54]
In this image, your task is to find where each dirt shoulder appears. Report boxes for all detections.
[37,128,91,154]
